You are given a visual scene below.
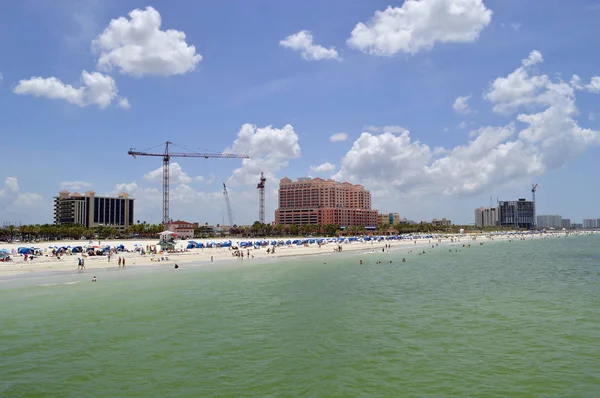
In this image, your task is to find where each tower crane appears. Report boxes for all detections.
[257,172,266,224]
[223,183,234,227]
[532,183,538,229]
[128,141,248,226]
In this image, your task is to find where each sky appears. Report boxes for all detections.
[1,0,600,226]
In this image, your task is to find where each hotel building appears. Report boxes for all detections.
[275,177,378,228]
[379,212,400,226]
[475,207,499,227]
[536,215,563,229]
[54,190,134,230]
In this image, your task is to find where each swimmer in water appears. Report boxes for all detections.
[92,276,97,282]
[174,264,179,269]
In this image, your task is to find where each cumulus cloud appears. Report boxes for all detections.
[585,77,600,93]
[330,132,348,142]
[118,98,131,109]
[310,162,336,174]
[93,6,202,76]
[14,71,121,109]
[453,95,472,114]
[334,50,600,199]
[144,162,203,185]
[0,177,45,222]
[59,181,92,191]
[280,30,340,61]
[226,124,301,186]
[347,0,492,56]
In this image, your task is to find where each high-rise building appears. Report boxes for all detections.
[536,215,562,229]
[378,212,400,226]
[583,219,597,229]
[54,190,134,230]
[475,207,498,227]
[562,219,571,229]
[498,199,535,229]
[275,177,378,228]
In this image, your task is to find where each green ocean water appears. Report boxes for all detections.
[1,236,600,397]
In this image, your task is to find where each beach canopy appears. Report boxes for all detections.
[17,247,34,255]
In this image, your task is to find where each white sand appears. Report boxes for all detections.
[0,231,586,278]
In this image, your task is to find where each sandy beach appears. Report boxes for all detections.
[0,231,588,279]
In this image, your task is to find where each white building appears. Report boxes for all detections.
[537,215,562,229]
[475,207,498,227]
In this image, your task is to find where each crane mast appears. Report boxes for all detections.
[257,172,266,224]
[223,183,234,227]
[128,141,248,227]
[532,183,538,229]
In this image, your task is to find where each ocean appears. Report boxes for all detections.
[1,235,599,397]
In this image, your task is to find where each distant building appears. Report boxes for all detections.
[583,219,597,229]
[561,219,571,229]
[431,218,452,227]
[378,212,400,226]
[498,199,535,229]
[475,207,498,227]
[537,215,562,229]
[572,223,583,229]
[275,177,378,228]
[166,220,199,239]
[54,190,134,230]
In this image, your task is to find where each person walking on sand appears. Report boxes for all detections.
[118,257,122,267]
[122,258,125,267]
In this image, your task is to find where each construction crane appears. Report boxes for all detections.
[223,183,234,227]
[257,172,266,224]
[128,141,248,226]
[532,183,538,229]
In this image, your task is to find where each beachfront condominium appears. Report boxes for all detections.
[475,207,498,227]
[583,219,598,229]
[536,215,563,229]
[54,190,134,230]
[562,219,571,229]
[275,177,378,228]
[498,199,535,229]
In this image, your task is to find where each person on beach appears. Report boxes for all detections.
[122,258,125,267]
[118,257,122,267]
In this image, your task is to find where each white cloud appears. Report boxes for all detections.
[347,0,492,56]
[226,124,301,186]
[280,30,340,61]
[93,6,202,76]
[330,132,348,142]
[334,50,600,200]
[522,50,543,67]
[0,177,45,222]
[118,98,131,109]
[14,70,120,109]
[484,50,549,115]
[310,162,336,174]
[144,162,203,185]
[510,22,522,31]
[59,181,92,191]
[585,76,600,93]
[458,121,469,129]
[453,95,472,114]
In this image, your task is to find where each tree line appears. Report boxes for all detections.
[0,221,517,243]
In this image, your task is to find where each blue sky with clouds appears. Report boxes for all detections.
[1,0,600,225]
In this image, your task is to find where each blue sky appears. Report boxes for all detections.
[1,0,600,226]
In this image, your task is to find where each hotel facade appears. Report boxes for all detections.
[275,177,378,228]
[54,190,134,230]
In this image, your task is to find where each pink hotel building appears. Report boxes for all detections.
[275,177,379,228]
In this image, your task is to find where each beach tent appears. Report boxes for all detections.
[71,246,83,253]
[116,244,125,252]
[17,247,34,255]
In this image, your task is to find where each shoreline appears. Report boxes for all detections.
[1,231,594,283]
